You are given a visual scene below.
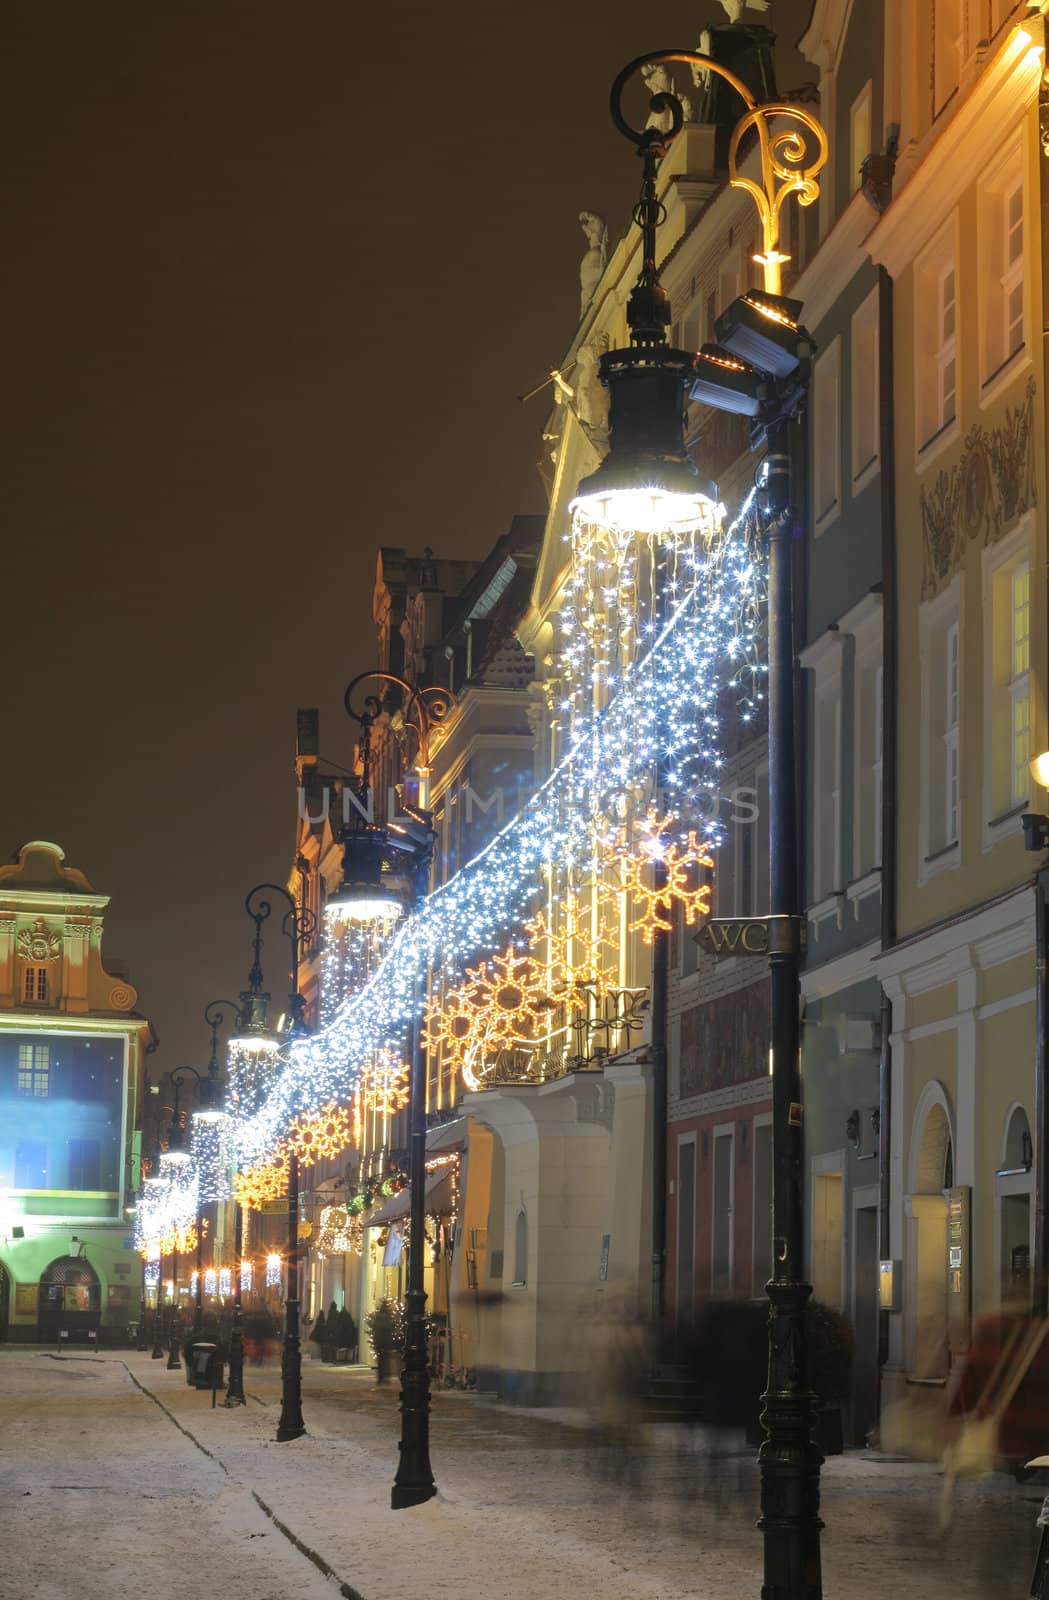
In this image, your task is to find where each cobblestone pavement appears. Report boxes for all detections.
[1,1347,1042,1600]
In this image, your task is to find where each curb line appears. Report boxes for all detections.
[251,1490,367,1600]
[121,1363,366,1600]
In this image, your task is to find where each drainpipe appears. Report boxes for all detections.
[1035,872,1049,1311]
[877,262,898,1365]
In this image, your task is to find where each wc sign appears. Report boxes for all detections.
[695,914,806,958]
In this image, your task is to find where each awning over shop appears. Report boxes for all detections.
[365,1169,454,1228]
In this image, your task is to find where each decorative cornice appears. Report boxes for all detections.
[866,23,1043,279]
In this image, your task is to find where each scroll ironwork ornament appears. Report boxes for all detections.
[344,670,459,782]
[609,50,828,295]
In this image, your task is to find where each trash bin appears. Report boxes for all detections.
[187,1340,224,1391]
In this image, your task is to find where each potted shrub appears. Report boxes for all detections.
[337,1306,358,1363]
[366,1299,397,1384]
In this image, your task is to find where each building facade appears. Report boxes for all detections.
[0,841,155,1342]
[865,8,1047,1427]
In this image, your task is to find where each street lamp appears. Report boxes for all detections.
[197,997,247,1407]
[342,670,447,1510]
[587,49,826,1600]
[143,1166,168,1360]
[191,1006,238,1342]
[159,1080,196,1372]
[242,882,315,1444]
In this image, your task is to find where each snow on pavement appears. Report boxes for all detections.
[0,1348,1043,1600]
[0,1351,348,1600]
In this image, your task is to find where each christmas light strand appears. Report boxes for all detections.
[228,486,764,1160]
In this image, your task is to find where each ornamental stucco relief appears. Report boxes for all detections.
[16,917,60,962]
[919,376,1036,601]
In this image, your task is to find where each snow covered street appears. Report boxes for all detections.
[0,1347,1042,1600]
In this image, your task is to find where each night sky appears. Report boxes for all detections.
[2,3,814,1074]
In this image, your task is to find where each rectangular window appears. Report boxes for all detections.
[944,620,960,846]
[14,1139,48,1190]
[1010,565,1031,807]
[916,221,958,454]
[812,1171,844,1308]
[67,1138,101,1191]
[980,148,1026,389]
[815,686,842,898]
[984,527,1033,834]
[22,966,47,1004]
[752,1120,773,1296]
[677,1138,697,1319]
[850,287,880,490]
[921,581,961,870]
[855,649,884,878]
[17,1042,50,1097]
[938,266,957,430]
[712,1130,734,1293]
[813,339,841,530]
[849,81,872,194]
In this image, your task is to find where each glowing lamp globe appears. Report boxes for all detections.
[324,826,404,926]
[570,344,721,541]
[227,990,279,1054]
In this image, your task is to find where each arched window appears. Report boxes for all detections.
[512,1208,528,1288]
[1003,1106,1033,1173]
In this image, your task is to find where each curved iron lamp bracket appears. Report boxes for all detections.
[344,670,459,775]
[609,50,828,295]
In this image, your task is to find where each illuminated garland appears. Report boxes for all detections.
[608,810,714,944]
[352,1049,410,1147]
[318,1204,364,1255]
[190,1113,235,1203]
[230,487,763,1158]
[234,1153,289,1210]
[265,1252,283,1288]
[284,1101,353,1166]
[157,1220,201,1255]
[423,943,555,1091]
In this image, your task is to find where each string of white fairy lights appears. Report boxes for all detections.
[230,483,765,1165]
[136,483,766,1250]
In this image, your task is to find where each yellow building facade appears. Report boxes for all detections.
[867,11,1047,1413]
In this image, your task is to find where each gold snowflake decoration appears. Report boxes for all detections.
[284,1101,353,1167]
[234,1152,289,1210]
[526,877,622,1001]
[611,811,714,943]
[424,943,555,1090]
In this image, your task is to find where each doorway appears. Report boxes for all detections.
[38,1255,101,1344]
[909,1100,952,1380]
[851,1199,879,1446]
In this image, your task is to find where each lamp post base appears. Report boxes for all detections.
[276,1320,305,1440]
[758,1278,823,1600]
[390,1482,437,1510]
[224,1323,246,1406]
[392,1289,436,1510]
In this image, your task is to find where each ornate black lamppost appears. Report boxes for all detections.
[198,997,246,1406]
[159,1075,198,1371]
[578,49,826,1600]
[339,670,453,1510]
[241,882,314,1443]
